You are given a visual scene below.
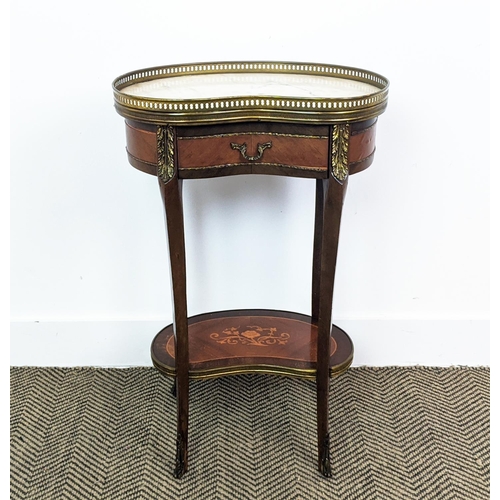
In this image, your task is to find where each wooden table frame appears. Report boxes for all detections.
[113,61,389,479]
[140,118,376,478]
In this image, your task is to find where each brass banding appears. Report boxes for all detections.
[350,120,377,136]
[126,150,156,167]
[349,149,376,166]
[177,132,329,140]
[152,355,353,381]
[178,162,327,172]
[113,61,389,125]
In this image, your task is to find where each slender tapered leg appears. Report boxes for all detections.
[316,177,348,476]
[316,123,350,477]
[312,179,325,324]
[160,176,189,478]
[158,125,189,479]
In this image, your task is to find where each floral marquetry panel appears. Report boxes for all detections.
[151,310,353,380]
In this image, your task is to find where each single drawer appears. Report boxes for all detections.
[177,124,330,179]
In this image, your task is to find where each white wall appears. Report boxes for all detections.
[10,0,490,366]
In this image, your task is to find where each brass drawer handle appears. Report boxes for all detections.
[230,141,272,161]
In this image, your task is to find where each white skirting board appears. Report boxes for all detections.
[10,319,489,367]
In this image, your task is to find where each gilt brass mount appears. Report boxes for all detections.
[331,124,350,184]
[230,141,272,161]
[157,125,175,183]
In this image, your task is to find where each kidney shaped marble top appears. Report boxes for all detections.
[122,72,381,101]
[113,62,389,124]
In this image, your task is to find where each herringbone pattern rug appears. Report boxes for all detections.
[10,367,489,500]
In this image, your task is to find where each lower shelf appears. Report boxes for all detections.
[151,309,353,380]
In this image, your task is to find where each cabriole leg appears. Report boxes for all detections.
[158,125,189,479]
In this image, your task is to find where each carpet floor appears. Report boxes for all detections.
[10,366,489,500]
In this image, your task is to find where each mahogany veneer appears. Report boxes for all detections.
[124,118,377,179]
[152,310,353,379]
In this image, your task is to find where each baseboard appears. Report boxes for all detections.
[10,319,489,367]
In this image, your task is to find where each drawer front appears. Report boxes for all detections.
[177,132,330,177]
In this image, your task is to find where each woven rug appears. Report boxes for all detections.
[10,367,489,500]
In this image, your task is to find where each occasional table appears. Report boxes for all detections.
[112,61,389,478]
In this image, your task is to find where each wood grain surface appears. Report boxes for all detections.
[123,119,378,179]
[151,309,353,379]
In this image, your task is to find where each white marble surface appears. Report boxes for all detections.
[123,72,380,100]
